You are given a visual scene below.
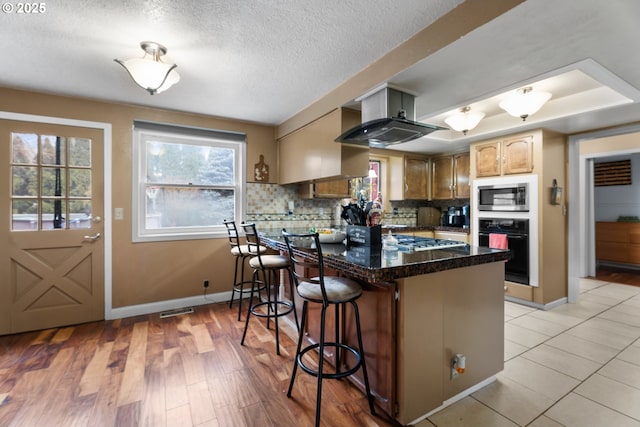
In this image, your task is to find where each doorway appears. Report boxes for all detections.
[0,114,112,334]
[568,124,640,301]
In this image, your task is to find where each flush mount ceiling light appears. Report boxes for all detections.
[444,106,485,135]
[115,41,180,95]
[499,86,552,121]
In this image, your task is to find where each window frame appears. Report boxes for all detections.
[132,121,246,242]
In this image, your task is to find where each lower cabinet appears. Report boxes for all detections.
[596,221,640,264]
[504,281,533,301]
[434,230,469,243]
[413,231,435,238]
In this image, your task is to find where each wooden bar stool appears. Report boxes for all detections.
[240,223,299,355]
[281,230,375,427]
[223,219,266,321]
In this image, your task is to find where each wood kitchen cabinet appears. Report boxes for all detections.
[471,129,568,306]
[596,221,640,265]
[404,157,429,199]
[475,135,533,177]
[431,152,470,199]
[299,179,351,199]
[434,230,469,243]
[384,152,430,200]
[278,108,368,184]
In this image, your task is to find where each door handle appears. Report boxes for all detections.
[83,233,101,241]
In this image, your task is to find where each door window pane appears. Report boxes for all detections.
[41,135,66,166]
[41,167,66,197]
[69,200,92,229]
[12,166,38,196]
[12,199,38,230]
[69,138,91,167]
[69,168,91,197]
[42,199,67,230]
[11,133,38,164]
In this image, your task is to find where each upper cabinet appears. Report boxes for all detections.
[298,179,351,199]
[404,157,429,200]
[475,135,533,177]
[384,153,430,200]
[431,152,470,199]
[278,108,369,185]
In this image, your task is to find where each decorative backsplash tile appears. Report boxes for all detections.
[246,182,424,230]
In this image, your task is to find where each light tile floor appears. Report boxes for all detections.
[416,278,640,427]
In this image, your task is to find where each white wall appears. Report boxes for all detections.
[594,153,640,221]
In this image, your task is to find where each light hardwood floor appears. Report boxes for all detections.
[0,301,398,427]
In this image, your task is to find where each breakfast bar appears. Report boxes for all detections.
[259,228,510,425]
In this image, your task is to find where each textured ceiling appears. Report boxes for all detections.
[0,0,463,124]
[2,0,640,155]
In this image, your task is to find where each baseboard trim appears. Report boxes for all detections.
[108,290,234,320]
[409,375,497,425]
[505,295,568,310]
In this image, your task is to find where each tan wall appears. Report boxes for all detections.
[580,130,640,155]
[536,130,568,304]
[0,86,277,308]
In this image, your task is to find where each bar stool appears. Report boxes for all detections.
[281,230,375,427]
[223,219,266,321]
[240,223,299,355]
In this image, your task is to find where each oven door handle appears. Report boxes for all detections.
[478,232,526,239]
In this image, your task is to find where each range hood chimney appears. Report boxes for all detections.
[335,87,446,147]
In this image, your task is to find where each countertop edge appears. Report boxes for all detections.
[260,235,509,283]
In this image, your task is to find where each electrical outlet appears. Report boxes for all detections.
[203,280,209,288]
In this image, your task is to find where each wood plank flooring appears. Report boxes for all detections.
[0,301,399,427]
[593,265,640,287]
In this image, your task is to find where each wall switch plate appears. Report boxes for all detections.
[114,208,124,220]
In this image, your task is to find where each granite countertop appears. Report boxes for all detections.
[260,229,508,284]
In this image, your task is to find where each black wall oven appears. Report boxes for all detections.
[478,218,530,285]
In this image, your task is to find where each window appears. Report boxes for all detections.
[11,133,93,231]
[132,121,246,242]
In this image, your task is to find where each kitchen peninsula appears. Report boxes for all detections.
[259,230,509,425]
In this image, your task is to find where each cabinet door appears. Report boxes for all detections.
[315,180,350,197]
[405,157,429,199]
[431,156,453,200]
[453,153,470,198]
[475,142,501,177]
[503,135,533,175]
[434,231,468,243]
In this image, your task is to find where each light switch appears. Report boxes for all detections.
[114,207,124,220]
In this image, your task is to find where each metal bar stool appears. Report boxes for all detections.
[240,223,299,355]
[282,230,375,427]
[223,219,266,321]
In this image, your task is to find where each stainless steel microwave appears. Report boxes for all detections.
[478,183,529,211]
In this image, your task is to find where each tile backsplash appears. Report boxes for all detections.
[246,182,431,230]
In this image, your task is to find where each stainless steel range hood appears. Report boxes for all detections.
[335,87,446,147]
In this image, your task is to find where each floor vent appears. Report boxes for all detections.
[159,307,194,318]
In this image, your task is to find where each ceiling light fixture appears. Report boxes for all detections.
[115,41,180,95]
[499,86,552,121]
[444,106,485,135]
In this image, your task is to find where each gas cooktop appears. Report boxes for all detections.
[394,235,467,252]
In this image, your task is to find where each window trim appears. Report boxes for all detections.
[132,121,246,242]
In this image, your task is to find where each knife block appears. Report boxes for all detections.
[346,225,382,248]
